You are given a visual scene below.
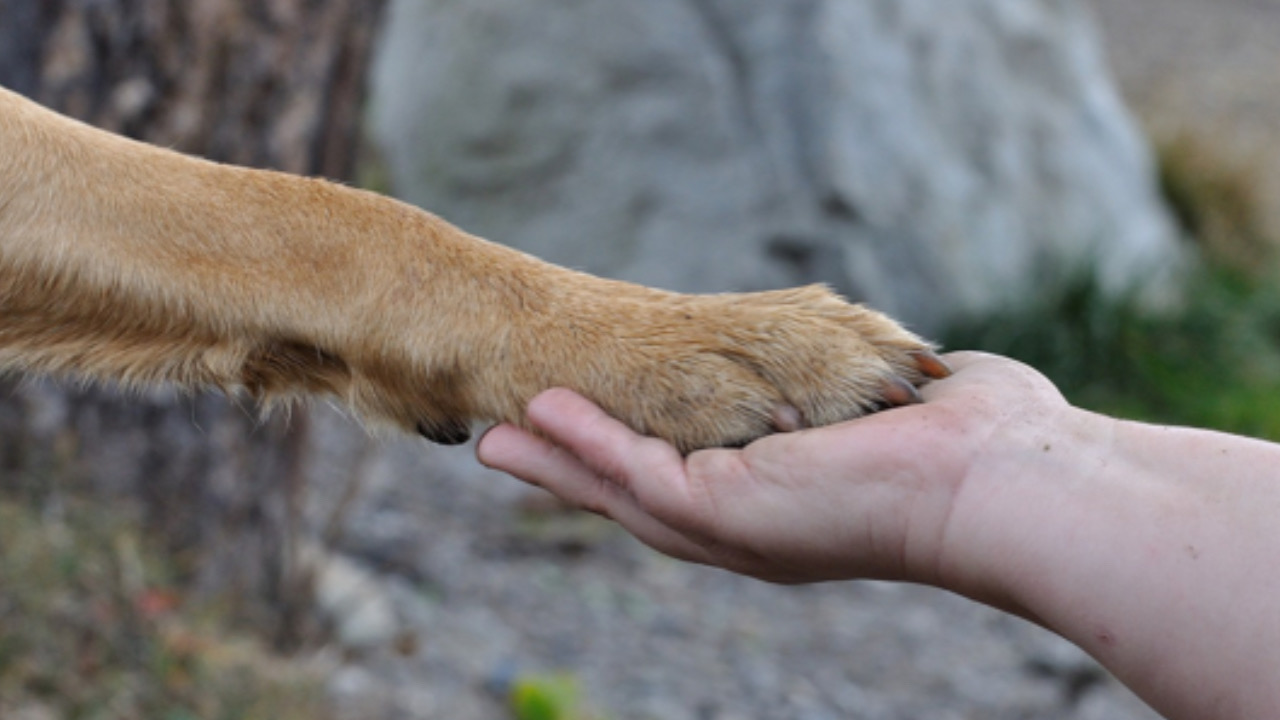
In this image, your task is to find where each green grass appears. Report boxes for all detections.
[943,265,1280,440]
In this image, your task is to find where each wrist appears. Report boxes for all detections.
[936,400,1123,618]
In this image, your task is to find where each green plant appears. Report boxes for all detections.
[510,672,600,720]
[944,265,1280,439]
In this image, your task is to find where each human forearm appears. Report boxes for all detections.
[957,412,1280,719]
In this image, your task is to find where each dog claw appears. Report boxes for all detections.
[880,376,924,407]
[417,420,472,446]
[911,350,953,380]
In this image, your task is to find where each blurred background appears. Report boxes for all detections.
[0,0,1275,717]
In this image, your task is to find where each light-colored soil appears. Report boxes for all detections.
[1088,0,1280,231]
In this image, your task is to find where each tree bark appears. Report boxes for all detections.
[0,0,386,649]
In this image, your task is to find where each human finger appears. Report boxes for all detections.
[476,416,717,563]
[523,388,687,495]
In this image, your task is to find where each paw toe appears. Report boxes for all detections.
[770,404,805,432]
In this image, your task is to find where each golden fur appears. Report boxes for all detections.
[0,86,944,453]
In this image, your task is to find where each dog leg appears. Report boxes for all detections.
[0,87,946,452]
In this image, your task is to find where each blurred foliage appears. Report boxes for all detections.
[0,495,332,720]
[946,134,1280,440]
[1157,132,1272,278]
[510,672,607,720]
[944,267,1280,439]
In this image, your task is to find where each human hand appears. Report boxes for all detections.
[480,352,1280,719]
[476,352,1077,589]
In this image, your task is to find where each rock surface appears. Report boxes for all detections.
[370,0,1181,332]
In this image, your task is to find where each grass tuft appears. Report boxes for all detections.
[944,266,1280,439]
[0,496,333,720]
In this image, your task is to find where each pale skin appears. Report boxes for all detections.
[477,352,1280,720]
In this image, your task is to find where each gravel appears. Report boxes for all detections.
[303,407,1160,719]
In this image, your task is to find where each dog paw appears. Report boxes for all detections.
[498,284,949,453]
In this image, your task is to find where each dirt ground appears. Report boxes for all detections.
[1087,0,1280,231]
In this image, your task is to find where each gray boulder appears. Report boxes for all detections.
[369,0,1181,332]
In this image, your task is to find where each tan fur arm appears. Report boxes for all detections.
[0,86,550,437]
[0,86,944,452]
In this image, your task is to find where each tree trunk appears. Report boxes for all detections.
[0,0,386,649]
